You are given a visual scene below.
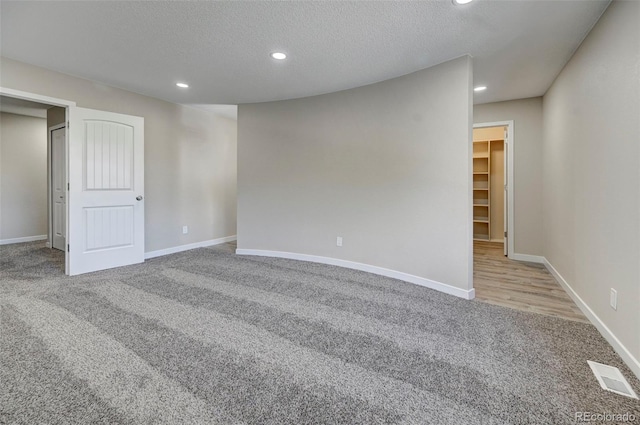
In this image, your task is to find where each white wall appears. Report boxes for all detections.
[474,97,543,256]
[238,56,473,296]
[0,57,237,253]
[0,112,48,241]
[543,0,639,375]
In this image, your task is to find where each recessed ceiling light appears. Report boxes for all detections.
[453,0,473,4]
[176,82,189,88]
[474,86,487,92]
[271,52,287,60]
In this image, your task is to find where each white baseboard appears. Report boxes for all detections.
[236,248,475,300]
[0,235,47,245]
[543,257,640,381]
[510,253,545,263]
[145,235,237,259]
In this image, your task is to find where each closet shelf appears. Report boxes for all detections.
[474,132,505,242]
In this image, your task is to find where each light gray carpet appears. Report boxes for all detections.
[1,241,639,424]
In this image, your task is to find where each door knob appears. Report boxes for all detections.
[136,195,143,201]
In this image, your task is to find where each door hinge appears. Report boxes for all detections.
[67,244,70,252]
[67,121,70,129]
[504,231,507,237]
[67,183,69,190]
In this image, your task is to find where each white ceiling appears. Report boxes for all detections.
[0,1,609,106]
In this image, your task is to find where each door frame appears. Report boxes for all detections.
[48,123,67,251]
[0,87,76,274]
[473,120,514,258]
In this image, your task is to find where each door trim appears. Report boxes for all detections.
[0,88,76,108]
[48,123,66,252]
[473,120,514,259]
[1,87,76,274]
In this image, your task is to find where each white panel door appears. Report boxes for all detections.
[51,127,66,251]
[68,107,144,275]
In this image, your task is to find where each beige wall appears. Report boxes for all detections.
[543,0,640,369]
[238,56,473,292]
[0,57,237,253]
[47,106,65,128]
[0,112,48,240]
[474,97,543,256]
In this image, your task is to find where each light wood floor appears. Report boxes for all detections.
[473,241,588,323]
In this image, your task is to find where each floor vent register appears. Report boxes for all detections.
[588,360,638,399]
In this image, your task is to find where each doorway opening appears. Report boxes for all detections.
[0,92,71,274]
[2,87,148,276]
[1,87,146,276]
[473,125,506,251]
[473,121,513,257]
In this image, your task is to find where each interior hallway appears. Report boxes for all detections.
[473,241,587,323]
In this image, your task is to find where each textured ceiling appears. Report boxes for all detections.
[1,1,609,105]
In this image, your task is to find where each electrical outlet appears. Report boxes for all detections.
[182,225,188,234]
[610,288,617,310]
[336,236,343,247]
